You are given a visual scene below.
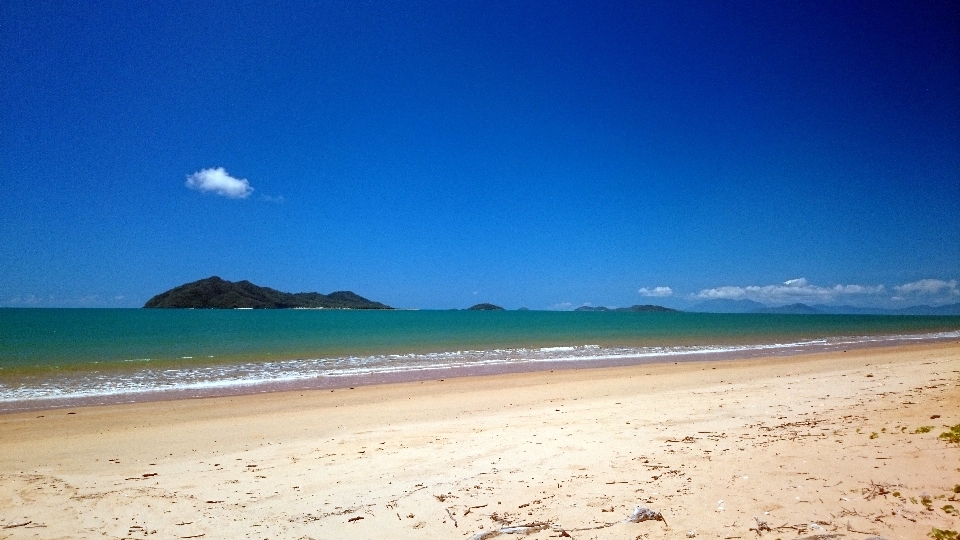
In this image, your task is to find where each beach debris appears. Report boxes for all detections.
[468,522,552,539]
[490,512,513,524]
[750,517,772,535]
[464,504,487,516]
[446,507,458,528]
[347,516,363,522]
[2,521,32,529]
[499,523,551,534]
[862,480,895,500]
[624,505,667,526]
[686,530,697,537]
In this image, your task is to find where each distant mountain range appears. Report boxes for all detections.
[749,303,823,315]
[143,276,392,309]
[689,299,960,316]
[574,305,678,313]
[688,299,766,313]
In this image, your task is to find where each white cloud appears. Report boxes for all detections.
[894,279,959,297]
[638,286,673,297]
[694,278,885,304]
[185,167,253,199]
[695,286,748,300]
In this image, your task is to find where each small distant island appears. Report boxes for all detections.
[574,304,678,313]
[143,276,392,309]
[467,303,505,311]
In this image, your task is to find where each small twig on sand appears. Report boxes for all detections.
[567,522,620,531]
[2,521,31,529]
[464,504,487,516]
[446,508,458,528]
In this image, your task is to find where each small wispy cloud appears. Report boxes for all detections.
[694,278,885,304]
[78,294,101,305]
[260,194,285,204]
[638,286,673,298]
[185,167,253,199]
[2,293,131,307]
[6,294,41,306]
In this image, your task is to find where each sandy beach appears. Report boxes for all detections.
[1,341,958,539]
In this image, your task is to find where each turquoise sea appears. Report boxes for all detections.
[1,308,958,411]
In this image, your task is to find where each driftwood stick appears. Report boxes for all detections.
[446,508,458,528]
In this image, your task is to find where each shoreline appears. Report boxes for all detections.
[1,341,957,539]
[2,329,958,413]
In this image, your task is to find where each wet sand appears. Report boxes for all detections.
[1,341,958,539]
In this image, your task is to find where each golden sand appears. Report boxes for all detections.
[2,342,958,539]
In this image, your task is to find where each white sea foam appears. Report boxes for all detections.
[1,330,958,405]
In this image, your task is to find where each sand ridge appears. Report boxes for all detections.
[1,342,958,539]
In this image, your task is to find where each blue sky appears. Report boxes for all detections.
[2,1,958,309]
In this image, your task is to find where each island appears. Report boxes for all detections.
[143,276,392,309]
[574,304,678,313]
[467,303,505,311]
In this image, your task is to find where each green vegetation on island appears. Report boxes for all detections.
[143,276,392,309]
[467,303,505,311]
